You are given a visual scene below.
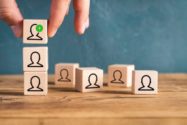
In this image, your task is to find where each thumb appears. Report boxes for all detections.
[0,0,23,37]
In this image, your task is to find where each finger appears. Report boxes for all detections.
[73,0,90,35]
[48,0,71,37]
[0,0,23,37]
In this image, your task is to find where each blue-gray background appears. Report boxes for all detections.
[0,0,187,74]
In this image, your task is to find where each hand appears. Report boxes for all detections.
[0,0,90,37]
[0,0,23,37]
[49,0,90,37]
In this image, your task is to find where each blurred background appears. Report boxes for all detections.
[0,0,187,74]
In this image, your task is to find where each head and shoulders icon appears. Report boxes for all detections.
[27,51,43,67]
[85,73,100,89]
[28,76,43,92]
[138,75,154,91]
[58,68,71,82]
[27,24,43,40]
[111,70,124,84]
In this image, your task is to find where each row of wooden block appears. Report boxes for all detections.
[55,63,158,94]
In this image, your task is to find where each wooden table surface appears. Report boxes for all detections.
[0,74,187,125]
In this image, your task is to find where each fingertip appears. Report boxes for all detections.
[76,23,86,35]
[75,18,90,35]
[48,21,57,38]
[48,0,71,38]
[48,29,57,38]
[48,31,57,38]
[11,23,23,38]
[73,0,90,35]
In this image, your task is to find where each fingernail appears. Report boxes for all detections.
[80,23,86,35]
[85,19,89,29]
[11,24,22,37]
[49,28,57,38]
[66,7,69,15]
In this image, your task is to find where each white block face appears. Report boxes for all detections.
[55,63,79,87]
[23,19,48,44]
[132,70,158,94]
[76,68,103,92]
[108,64,135,87]
[23,47,48,71]
[24,72,48,95]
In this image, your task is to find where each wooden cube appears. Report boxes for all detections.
[23,19,48,44]
[24,72,48,95]
[108,64,135,87]
[23,47,48,72]
[75,67,103,92]
[132,70,158,94]
[55,63,79,87]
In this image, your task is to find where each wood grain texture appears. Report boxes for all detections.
[0,74,187,125]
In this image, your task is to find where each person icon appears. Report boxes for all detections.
[111,70,124,84]
[27,76,43,92]
[27,24,43,40]
[27,51,43,67]
[58,68,71,82]
[138,75,154,91]
[85,73,100,89]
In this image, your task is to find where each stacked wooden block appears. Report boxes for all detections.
[23,19,48,95]
[55,64,158,94]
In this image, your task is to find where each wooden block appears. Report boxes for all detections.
[23,19,48,44]
[75,67,103,92]
[132,70,158,94]
[108,64,135,87]
[23,47,48,71]
[24,72,48,95]
[55,63,79,87]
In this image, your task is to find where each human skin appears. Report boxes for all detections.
[0,0,90,37]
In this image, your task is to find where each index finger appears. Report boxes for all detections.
[48,0,71,37]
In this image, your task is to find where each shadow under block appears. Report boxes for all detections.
[55,63,79,87]
[23,19,48,44]
[23,47,48,72]
[108,64,135,87]
[75,67,103,92]
[24,72,48,95]
[132,70,158,94]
